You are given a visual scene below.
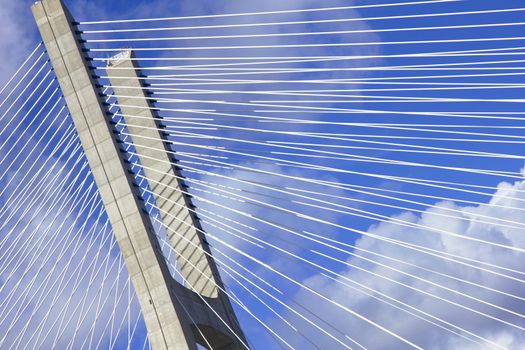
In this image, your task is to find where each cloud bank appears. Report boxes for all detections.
[280,168,525,349]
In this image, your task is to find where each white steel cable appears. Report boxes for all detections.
[9,207,108,348]
[20,2,524,344]
[147,169,525,320]
[99,56,525,72]
[90,23,525,52]
[80,6,525,35]
[133,94,525,124]
[135,135,504,346]
[0,182,94,345]
[140,175,525,342]
[147,159,525,239]
[148,211,355,350]
[0,74,55,162]
[0,158,90,283]
[140,71,525,88]
[0,124,76,244]
[203,217,504,350]
[79,0,458,25]
[117,120,524,188]
[215,246,484,348]
[110,94,525,131]
[83,229,120,350]
[122,113,524,161]
[112,64,522,92]
[3,187,103,347]
[0,161,91,321]
[0,142,83,277]
[146,136,523,200]
[0,84,60,160]
[0,97,63,173]
[0,43,42,102]
[174,149,525,205]
[137,84,525,94]
[146,188,421,349]
[143,176,512,346]
[163,131,521,178]
[102,263,131,350]
[0,112,73,205]
[124,153,354,349]
[126,146,525,281]
[87,34,525,48]
[0,178,92,314]
[0,143,82,281]
[114,104,525,133]
[0,50,46,112]
[0,62,50,124]
[92,44,525,62]
[63,252,126,350]
[134,158,525,306]
[175,145,525,216]
[84,239,125,350]
[34,215,118,348]
[130,142,520,326]
[0,110,73,194]
[123,145,276,350]
[172,149,525,214]
[35,239,122,349]
[301,228,525,303]
[111,93,525,125]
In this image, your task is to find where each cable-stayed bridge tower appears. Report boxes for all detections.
[31,0,247,349]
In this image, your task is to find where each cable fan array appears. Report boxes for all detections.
[2,0,525,349]
[0,45,151,349]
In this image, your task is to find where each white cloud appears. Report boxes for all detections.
[276,170,525,349]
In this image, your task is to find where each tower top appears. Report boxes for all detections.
[107,49,132,66]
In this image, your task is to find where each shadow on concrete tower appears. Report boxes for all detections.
[31,0,248,349]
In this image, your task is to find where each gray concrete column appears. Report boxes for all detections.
[32,1,196,349]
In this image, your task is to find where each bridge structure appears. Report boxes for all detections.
[0,0,525,349]
[32,1,245,349]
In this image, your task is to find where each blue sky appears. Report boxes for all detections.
[1,0,525,349]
